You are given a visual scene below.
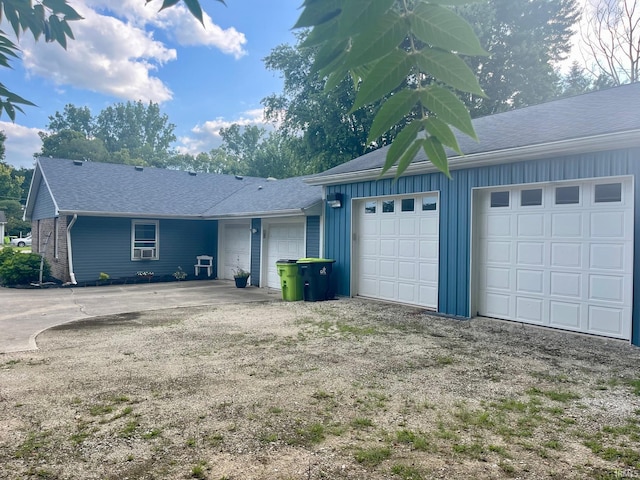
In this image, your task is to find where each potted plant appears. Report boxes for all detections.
[233,267,250,288]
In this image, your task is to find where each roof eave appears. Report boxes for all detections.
[305,130,640,186]
[57,210,206,220]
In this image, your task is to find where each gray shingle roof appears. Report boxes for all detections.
[32,158,322,218]
[312,83,640,178]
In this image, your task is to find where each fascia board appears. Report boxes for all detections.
[306,130,640,186]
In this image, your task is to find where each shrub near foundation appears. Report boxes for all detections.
[0,248,50,286]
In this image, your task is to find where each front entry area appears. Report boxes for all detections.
[475,177,634,340]
[220,222,251,280]
[353,193,440,309]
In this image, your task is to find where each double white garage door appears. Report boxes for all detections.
[221,221,305,289]
[477,178,633,340]
[353,177,633,340]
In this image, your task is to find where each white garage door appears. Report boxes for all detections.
[266,222,305,289]
[477,178,633,340]
[222,223,251,280]
[354,194,439,308]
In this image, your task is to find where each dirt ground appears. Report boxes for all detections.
[1,298,639,480]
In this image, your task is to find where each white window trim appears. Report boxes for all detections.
[131,220,159,261]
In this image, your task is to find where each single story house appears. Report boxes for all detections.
[307,83,640,346]
[0,210,6,241]
[24,158,322,288]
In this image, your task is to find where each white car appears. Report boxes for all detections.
[10,235,32,247]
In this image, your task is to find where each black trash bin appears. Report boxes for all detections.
[297,258,336,302]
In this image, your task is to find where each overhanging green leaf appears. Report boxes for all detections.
[346,12,406,69]
[294,0,341,29]
[351,49,413,112]
[183,0,204,24]
[409,3,487,56]
[382,120,422,174]
[367,89,420,144]
[396,138,424,177]
[416,48,484,96]
[423,136,451,177]
[420,85,476,139]
[424,117,461,155]
[337,0,395,38]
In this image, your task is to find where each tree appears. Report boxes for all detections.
[0,1,82,120]
[38,129,109,162]
[47,104,94,137]
[263,33,402,173]
[38,101,176,166]
[457,0,579,117]
[0,130,5,160]
[0,162,23,202]
[581,0,639,85]
[94,101,176,167]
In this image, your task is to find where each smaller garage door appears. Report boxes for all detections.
[354,194,439,308]
[265,222,305,289]
[476,178,633,340]
[222,223,251,280]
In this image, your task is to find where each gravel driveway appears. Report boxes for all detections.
[1,298,639,479]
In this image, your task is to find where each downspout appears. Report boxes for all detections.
[66,214,78,284]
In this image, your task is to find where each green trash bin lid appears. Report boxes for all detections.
[276,259,299,264]
[296,258,335,263]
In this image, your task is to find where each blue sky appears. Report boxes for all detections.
[1,0,302,169]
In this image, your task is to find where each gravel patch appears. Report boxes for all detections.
[1,298,639,479]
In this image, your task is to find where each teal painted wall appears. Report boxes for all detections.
[71,216,218,283]
[323,148,640,346]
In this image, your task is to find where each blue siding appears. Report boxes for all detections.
[250,218,261,286]
[31,178,56,220]
[324,148,640,345]
[306,216,320,258]
[71,216,218,283]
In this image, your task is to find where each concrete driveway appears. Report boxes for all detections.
[0,281,278,354]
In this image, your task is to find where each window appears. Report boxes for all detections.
[364,201,376,214]
[490,191,509,207]
[401,198,415,212]
[555,185,579,205]
[595,183,622,203]
[521,188,542,206]
[382,200,395,213]
[422,196,437,211]
[132,220,159,260]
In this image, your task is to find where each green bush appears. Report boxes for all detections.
[0,251,50,286]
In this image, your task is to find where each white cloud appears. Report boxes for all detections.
[16,0,247,103]
[0,122,42,169]
[177,108,273,155]
[86,0,247,58]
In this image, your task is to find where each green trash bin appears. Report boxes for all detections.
[297,258,336,302]
[276,259,303,301]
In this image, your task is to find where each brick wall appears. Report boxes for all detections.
[32,216,71,283]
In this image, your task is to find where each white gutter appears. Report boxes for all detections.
[306,130,640,186]
[66,214,78,285]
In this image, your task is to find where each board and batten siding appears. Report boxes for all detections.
[306,215,321,258]
[71,216,218,283]
[323,148,640,346]
[31,178,57,221]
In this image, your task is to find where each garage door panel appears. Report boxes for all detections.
[589,274,624,302]
[486,215,511,236]
[589,244,625,270]
[591,211,625,237]
[517,213,544,236]
[517,269,544,294]
[588,306,625,336]
[486,241,511,263]
[550,301,581,328]
[486,267,510,290]
[516,297,544,323]
[355,195,439,309]
[552,213,582,237]
[516,242,544,265]
[551,243,582,267]
[478,178,632,340]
